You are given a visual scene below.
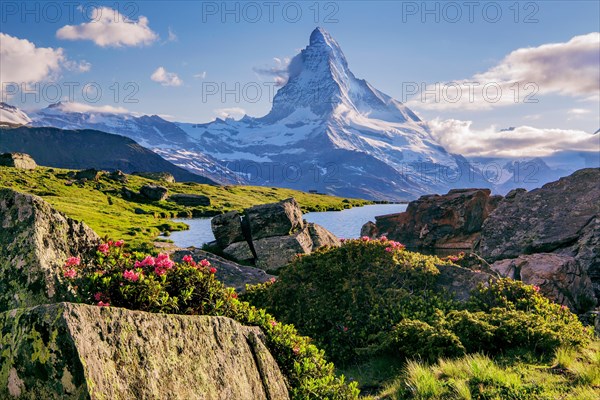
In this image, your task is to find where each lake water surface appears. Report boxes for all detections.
[169,204,407,248]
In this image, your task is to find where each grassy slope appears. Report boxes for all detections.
[0,166,370,248]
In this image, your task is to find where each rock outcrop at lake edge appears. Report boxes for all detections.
[361,188,501,249]
[0,188,100,312]
[211,198,341,271]
[1,303,289,400]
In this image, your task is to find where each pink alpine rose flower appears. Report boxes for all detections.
[97,301,110,307]
[209,267,217,274]
[98,243,110,255]
[182,255,194,263]
[123,270,140,282]
[115,240,125,247]
[63,269,77,279]
[65,256,80,267]
[200,259,211,267]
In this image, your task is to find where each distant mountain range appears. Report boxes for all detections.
[1,28,596,200]
[0,126,216,184]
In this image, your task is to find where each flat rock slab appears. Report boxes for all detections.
[171,249,275,292]
[0,303,289,400]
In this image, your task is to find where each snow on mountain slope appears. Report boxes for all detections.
[0,102,31,126]
[29,102,244,184]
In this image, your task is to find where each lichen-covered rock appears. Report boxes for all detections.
[140,184,168,201]
[246,198,304,240]
[0,152,37,170]
[211,211,246,247]
[308,223,340,249]
[254,227,313,271]
[0,303,290,400]
[107,169,127,183]
[223,241,255,263]
[491,253,596,313]
[169,194,211,207]
[171,249,275,292]
[363,189,501,249]
[0,189,100,312]
[436,263,496,302]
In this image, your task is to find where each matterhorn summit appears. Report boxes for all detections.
[178,27,477,200]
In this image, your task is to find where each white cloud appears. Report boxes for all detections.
[151,67,182,86]
[214,107,246,120]
[193,71,207,79]
[429,118,599,158]
[54,101,130,114]
[0,33,90,97]
[56,7,158,48]
[253,57,291,86]
[409,33,600,111]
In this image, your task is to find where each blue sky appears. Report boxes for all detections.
[1,0,599,136]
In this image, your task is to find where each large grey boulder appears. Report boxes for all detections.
[133,171,176,183]
[209,198,341,271]
[223,241,255,263]
[211,211,246,248]
[254,227,314,271]
[0,152,37,170]
[308,222,341,249]
[0,189,100,312]
[479,168,600,311]
[246,198,304,240]
[0,303,289,400]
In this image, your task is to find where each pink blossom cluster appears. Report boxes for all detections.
[154,253,175,276]
[97,240,125,255]
[385,241,405,252]
[63,256,81,279]
[123,270,141,282]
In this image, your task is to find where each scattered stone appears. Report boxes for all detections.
[107,170,128,183]
[0,152,37,170]
[74,168,104,181]
[0,188,100,312]
[139,184,168,201]
[211,211,246,248]
[0,303,289,400]
[362,189,502,249]
[169,193,211,207]
[246,198,304,240]
[120,187,138,200]
[133,171,176,183]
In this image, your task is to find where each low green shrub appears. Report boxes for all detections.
[244,238,593,366]
[61,240,359,400]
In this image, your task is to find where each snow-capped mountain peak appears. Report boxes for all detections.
[0,102,31,127]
